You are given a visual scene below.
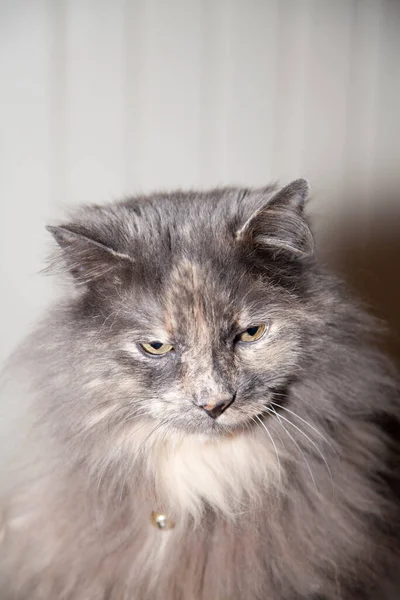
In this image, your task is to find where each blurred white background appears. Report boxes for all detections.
[1,0,400,364]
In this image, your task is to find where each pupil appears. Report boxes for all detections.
[150,342,163,350]
[247,327,258,336]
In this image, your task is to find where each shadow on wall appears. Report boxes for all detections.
[323,192,400,367]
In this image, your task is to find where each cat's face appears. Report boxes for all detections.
[105,256,307,437]
[49,180,314,438]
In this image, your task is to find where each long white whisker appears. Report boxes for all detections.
[118,410,149,427]
[118,418,170,504]
[266,406,318,491]
[107,410,149,455]
[269,401,337,454]
[267,406,334,494]
[254,414,282,490]
[95,413,153,497]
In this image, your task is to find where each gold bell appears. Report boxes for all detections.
[150,511,175,530]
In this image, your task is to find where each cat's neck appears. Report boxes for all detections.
[127,424,282,525]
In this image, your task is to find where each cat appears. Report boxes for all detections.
[0,179,399,599]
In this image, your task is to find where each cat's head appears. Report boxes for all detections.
[48,179,316,439]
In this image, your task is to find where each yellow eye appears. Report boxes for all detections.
[140,341,174,356]
[238,323,268,343]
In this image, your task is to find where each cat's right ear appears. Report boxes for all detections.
[47,225,133,286]
[235,179,314,258]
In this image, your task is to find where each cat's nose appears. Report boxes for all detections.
[202,400,231,419]
[194,394,236,419]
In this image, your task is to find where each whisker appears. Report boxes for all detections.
[266,406,318,491]
[117,409,149,427]
[254,414,282,491]
[93,413,152,498]
[95,456,115,497]
[269,401,337,455]
[118,418,171,505]
[266,406,334,496]
[107,409,148,447]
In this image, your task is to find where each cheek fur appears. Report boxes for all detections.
[237,331,303,390]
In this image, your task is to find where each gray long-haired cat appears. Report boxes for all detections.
[0,179,399,599]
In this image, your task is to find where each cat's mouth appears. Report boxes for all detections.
[165,402,275,438]
[139,390,287,438]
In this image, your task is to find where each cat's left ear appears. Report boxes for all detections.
[236,179,314,258]
[47,224,133,286]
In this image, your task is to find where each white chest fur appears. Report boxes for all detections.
[147,430,281,524]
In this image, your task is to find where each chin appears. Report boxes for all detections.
[170,412,259,439]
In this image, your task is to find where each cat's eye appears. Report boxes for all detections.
[237,323,268,343]
[140,341,174,356]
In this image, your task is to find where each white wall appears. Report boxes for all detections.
[1,0,400,364]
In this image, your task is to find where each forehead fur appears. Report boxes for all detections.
[49,182,312,326]
[165,259,209,339]
[59,186,278,263]
[163,257,241,347]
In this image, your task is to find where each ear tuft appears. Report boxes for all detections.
[47,225,133,286]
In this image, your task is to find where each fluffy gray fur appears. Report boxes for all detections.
[0,179,399,599]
